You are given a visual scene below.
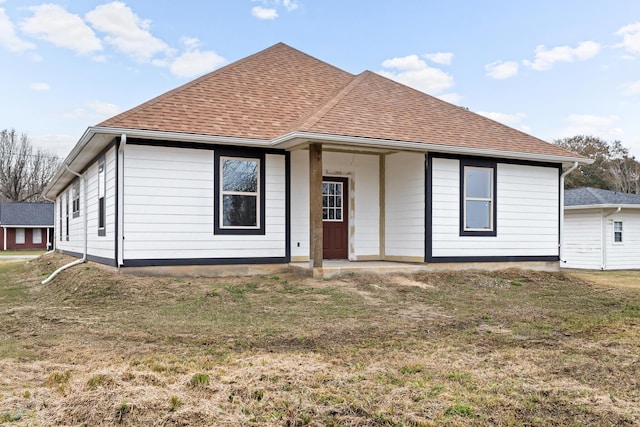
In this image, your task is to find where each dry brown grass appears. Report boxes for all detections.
[0,254,639,426]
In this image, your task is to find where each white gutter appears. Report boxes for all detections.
[559,162,579,264]
[601,207,622,270]
[117,134,126,267]
[565,204,640,211]
[42,164,88,285]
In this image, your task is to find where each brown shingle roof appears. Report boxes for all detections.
[99,42,579,159]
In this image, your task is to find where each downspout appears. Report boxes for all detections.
[117,134,126,268]
[42,164,88,284]
[559,162,579,264]
[601,207,621,270]
[42,195,56,253]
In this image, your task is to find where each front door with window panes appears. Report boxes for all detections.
[322,177,348,259]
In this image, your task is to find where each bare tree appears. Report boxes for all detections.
[555,135,640,193]
[0,129,61,202]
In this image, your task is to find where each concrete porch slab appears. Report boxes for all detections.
[289,260,432,279]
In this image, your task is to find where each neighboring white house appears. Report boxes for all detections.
[43,43,587,273]
[563,187,640,270]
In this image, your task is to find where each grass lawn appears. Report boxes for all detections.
[0,254,638,426]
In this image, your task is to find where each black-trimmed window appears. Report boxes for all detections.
[214,150,265,235]
[65,191,69,241]
[98,157,106,236]
[614,221,623,243]
[72,180,80,218]
[460,159,497,236]
[59,198,63,241]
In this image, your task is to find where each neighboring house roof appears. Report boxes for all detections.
[565,187,640,209]
[100,43,578,160]
[0,202,54,226]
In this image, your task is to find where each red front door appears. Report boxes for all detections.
[322,177,348,259]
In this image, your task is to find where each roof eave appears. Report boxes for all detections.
[44,127,272,199]
[565,204,640,210]
[272,132,591,165]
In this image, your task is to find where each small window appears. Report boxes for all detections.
[16,228,25,245]
[460,160,497,236]
[59,198,63,241]
[65,191,69,241]
[33,228,42,244]
[98,157,106,236]
[614,221,623,243]
[72,180,80,218]
[214,151,265,235]
[322,181,343,221]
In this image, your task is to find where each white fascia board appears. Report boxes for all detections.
[44,127,271,199]
[271,131,592,165]
[564,204,640,210]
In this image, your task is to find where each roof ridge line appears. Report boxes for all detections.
[290,71,371,132]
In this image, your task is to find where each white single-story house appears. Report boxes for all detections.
[43,43,587,274]
[562,187,640,270]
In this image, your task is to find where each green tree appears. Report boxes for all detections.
[555,135,640,193]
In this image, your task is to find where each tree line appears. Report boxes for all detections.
[1,128,639,202]
[555,135,640,194]
[0,129,60,202]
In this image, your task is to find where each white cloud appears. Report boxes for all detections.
[30,82,50,91]
[20,4,102,55]
[251,0,299,17]
[379,54,454,95]
[485,60,519,79]
[86,1,173,63]
[559,114,623,138]
[0,8,36,52]
[615,22,640,55]
[252,6,278,20]
[438,93,461,104]
[523,41,601,71]
[30,133,76,158]
[423,52,453,65]
[63,101,119,121]
[170,37,226,78]
[282,0,299,11]
[623,80,640,96]
[477,111,527,125]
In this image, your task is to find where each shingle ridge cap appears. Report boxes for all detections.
[292,71,370,132]
[97,43,290,128]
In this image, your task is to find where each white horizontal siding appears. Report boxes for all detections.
[431,158,560,258]
[562,210,602,269]
[604,210,640,270]
[289,150,309,258]
[385,152,425,258]
[86,147,116,261]
[122,145,286,260]
[56,146,116,261]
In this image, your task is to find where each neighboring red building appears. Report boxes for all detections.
[0,202,54,251]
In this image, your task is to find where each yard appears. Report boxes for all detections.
[1,254,639,426]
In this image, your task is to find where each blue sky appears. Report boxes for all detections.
[1,0,640,158]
